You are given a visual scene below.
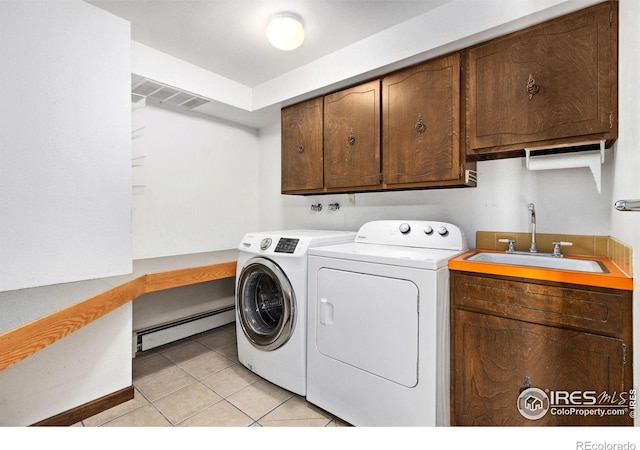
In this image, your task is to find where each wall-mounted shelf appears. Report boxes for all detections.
[131,155,146,167]
[131,94,145,112]
[132,185,146,195]
[131,126,145,140]
[132,96,146,194]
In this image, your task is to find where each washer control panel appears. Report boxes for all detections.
[239,230,356,256]
[274,238,300,254]
[260,238,272,251]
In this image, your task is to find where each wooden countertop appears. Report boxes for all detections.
[0,249,238,372]
[449,249,633,291]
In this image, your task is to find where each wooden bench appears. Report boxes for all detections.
[0,249,238,372]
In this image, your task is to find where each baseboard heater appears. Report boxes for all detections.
[134,306,235,354]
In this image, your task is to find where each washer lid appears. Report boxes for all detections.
[308,242,464,270]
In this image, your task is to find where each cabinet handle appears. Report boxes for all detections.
[348,129,356,145]
[415,113,426,133]
[527,74,539,99]
[298,141,304,153]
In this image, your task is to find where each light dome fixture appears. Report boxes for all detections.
[266,12,305,51]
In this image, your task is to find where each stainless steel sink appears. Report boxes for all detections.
[466,252,605,273]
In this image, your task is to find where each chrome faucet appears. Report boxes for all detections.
[528,203,537,253]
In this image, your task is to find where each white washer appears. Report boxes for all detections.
[235,229,356,396]
[306,220,467,426]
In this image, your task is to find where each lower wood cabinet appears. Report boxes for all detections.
[450,271,633,426]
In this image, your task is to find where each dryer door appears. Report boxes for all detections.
[315,268,419,387]
[237,257,296,351]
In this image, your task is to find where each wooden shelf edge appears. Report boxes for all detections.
[144,261,237,293]
[0,260,237,372]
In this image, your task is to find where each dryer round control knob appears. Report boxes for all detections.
[260,238,272,250]
[399,223,411,234]
[437,226,448,236]
[423,226,433,235]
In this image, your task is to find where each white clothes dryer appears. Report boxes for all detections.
[235,229,355,396]
[306,220,467,426]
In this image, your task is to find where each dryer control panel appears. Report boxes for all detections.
[355,220,467,251]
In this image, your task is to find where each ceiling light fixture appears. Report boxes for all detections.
[266,13,305,51]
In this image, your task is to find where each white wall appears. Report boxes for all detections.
[0,303,132,426]
[0,0,132,291]
[132,103,260,258]
[610,0,640,400]
[258,123,614,245]
[0,0,133,426]
[129,101,259,334]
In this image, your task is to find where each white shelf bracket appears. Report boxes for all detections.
[525,140,606,193]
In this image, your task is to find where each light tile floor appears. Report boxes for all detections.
[78,324,348,427]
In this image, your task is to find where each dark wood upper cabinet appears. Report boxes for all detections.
[382,53,470,188]
[323,80,381,191]
[280,2,618,192]
[466,1,618,159]
[281,57,476,195]
[281,98,324,194]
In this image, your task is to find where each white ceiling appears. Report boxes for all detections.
[85,0,594,128]
[87,0,448,88]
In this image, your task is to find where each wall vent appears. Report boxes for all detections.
[131,75,211,111]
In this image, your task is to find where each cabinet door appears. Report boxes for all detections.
[467,2,617,158]
[452,310,630,426]
[382,54,461,186]
[324,80,381,190]
[281,98,324,193]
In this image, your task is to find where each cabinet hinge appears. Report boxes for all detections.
[379,172,383,182]
[609,112,614,129]
[623,343,627,364]
[459,165,463,179]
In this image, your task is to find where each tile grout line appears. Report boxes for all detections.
[86,325,343,427]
